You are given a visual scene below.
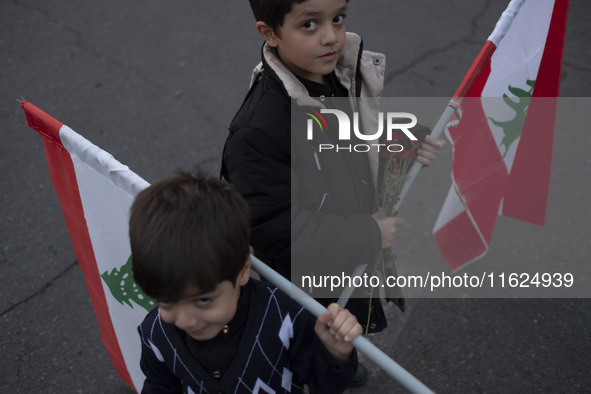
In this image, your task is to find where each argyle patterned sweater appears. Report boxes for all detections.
[138,279,357,393]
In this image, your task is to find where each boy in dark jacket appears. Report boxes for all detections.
[221,0,445,384]
[130,171,362,393]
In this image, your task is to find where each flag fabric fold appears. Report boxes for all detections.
[22,101,151,391]
[433,0,569,271]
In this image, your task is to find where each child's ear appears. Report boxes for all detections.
[256,21,279,48]
[237,256,251,286]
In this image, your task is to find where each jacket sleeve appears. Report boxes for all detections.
[290,166,382,277]
[223,126,293,266]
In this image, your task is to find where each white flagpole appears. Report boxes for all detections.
[250,255,435,394]
[393,0,527,214]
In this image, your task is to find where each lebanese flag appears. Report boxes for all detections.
[432,0,569,271]
[21,101,151,391]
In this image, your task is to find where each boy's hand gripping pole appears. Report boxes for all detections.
[250,254,435,394]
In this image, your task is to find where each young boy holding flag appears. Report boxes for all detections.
[130,170,362,393]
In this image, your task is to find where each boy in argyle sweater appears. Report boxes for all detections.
[130,170,362,393]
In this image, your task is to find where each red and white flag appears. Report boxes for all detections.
[432,0,570,271]
[21,101,151,391]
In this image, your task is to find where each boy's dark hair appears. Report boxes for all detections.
[249,0,350,34]
[130,170,250,302]
[249,0,306,33]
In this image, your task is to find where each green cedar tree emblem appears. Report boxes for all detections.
[487,79,535,158]
[101,255,155,312]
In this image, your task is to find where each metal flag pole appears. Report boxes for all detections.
[250,255,435,394]
[391,0,526,214]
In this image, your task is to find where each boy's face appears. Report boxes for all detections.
[260,0,347,84]
[158,259,250,341]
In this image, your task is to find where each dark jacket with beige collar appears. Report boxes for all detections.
[222,32,404,333]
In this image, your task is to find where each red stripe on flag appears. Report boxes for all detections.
[22,101,64,143]
[501,0,569,225]
[450,97,508,247]
[436,52,508,270]
[453,41,496,99]
[20,102,135,390]
[433,210,488,272]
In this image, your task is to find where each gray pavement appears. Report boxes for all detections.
[2,0,590,393]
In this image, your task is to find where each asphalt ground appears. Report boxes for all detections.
[2,1,590,393]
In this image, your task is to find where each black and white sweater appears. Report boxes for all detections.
[138,279,357,393]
